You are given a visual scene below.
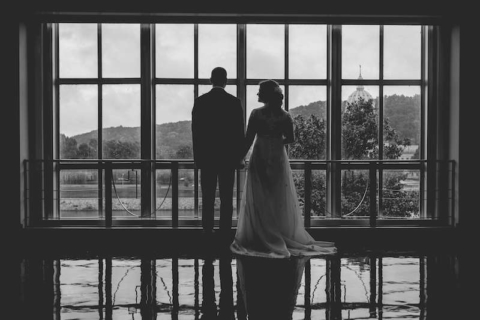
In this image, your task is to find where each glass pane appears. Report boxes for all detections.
[292,168,306,218]
[380,170,420,219]
[247,24,284,79]
[341,169,372,218]
[112,169,141,219]
[288,86,327,160]
[155,169,172,221]
[178,168,195,220]
[342,85,379,160]
[59,23,98,78]
[60,85,98,159]
[199,24,237,79]
[384,26,421,79]
[156,24,194,78]
[309,170,327,218]
[198,85,237,97]
[342,25,379,79]
[60,169,100,219]
[289,25,327,79]
[102,24,140,78]
[383,86,421,159]
[102,85,141,159]
[156,85,194,159]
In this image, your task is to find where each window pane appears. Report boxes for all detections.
[156,169,172,221]
[199,24,237,79]
[288,86,327,160]
[178,169,195,220]
[381,169,420,219]
[156,85,194,159]
[341,169,372,218]
[342,25,379,79]
[156,24,194,78]
[383,86,421,159]
[102,85,141,159]
[384,26,421,79]
[59,23,97,78]
[60,85,98,159]
[102,24,140,78]
[289,25,327,79]
[341,85,379,160]
[247,24,284,79]
[112,168,141,219]
[60,169,100,219]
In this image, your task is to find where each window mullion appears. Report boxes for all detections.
[236,23,247,218]
[140,23,155,218]
[327,24,342,218]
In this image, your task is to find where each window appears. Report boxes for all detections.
[26,19,454,228]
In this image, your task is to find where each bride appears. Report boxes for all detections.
[230,79,336,259]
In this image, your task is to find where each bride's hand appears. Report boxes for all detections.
[238,159,247,170]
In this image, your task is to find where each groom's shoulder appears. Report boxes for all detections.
[223,90,240,101]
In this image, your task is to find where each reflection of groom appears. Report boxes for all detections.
[191,67,245,239]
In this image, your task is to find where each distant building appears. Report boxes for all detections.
[347,65,375,107]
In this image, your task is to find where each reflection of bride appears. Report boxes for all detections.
[230,80,336,259]
[236,255,309,319]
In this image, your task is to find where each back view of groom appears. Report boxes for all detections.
[191,67,245,239]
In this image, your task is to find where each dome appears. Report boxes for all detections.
[347,65,374,105]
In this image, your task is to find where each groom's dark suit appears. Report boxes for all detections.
[192,87,245,234]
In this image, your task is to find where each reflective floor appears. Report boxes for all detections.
[17,247,462,320]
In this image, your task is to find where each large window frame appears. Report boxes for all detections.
[25,15,455,228]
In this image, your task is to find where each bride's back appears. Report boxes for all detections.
[252,106,292,138]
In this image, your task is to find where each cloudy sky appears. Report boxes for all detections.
[59,23,421,137]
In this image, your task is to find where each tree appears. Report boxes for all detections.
[103,140,140,159]
[175,145,193,159]
[342,97,410,160]
[289,114,326,160]
[60,135,79,159]
[291,96,419,218]
[341,97,417,217]
[77,143,94,159]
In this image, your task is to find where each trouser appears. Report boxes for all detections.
[200,166,236,233]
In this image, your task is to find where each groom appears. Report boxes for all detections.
[191,67,245,239]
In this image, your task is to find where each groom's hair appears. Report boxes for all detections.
[211,67,227,86]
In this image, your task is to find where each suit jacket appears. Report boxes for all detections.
[192,88,245,169]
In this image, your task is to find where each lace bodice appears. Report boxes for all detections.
[245,106,294,144]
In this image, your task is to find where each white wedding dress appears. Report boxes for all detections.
[230,107,336,258]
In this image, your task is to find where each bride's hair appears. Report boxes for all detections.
[258,79,284,108]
